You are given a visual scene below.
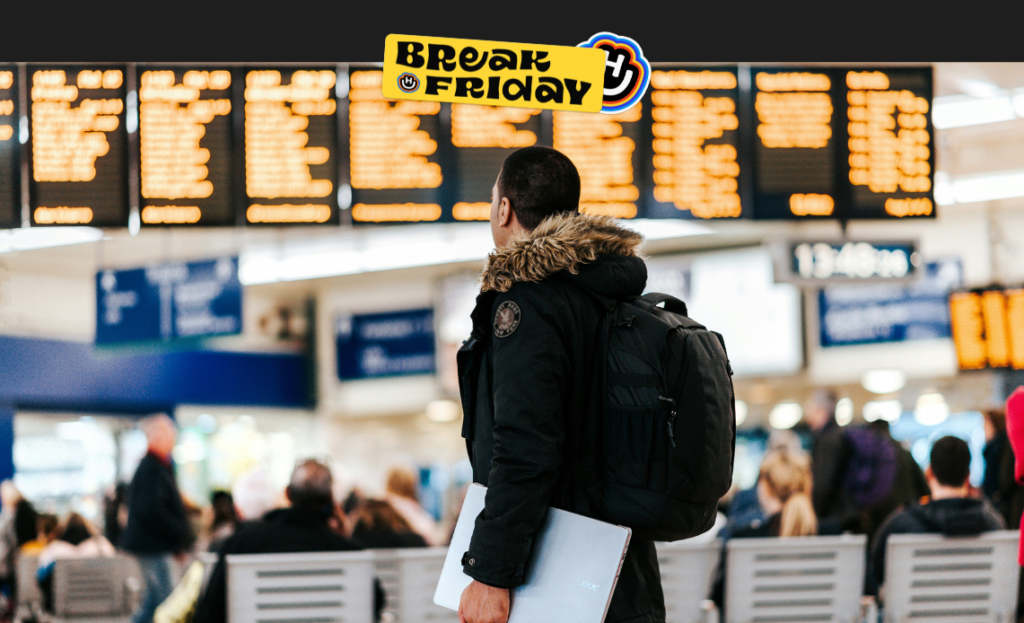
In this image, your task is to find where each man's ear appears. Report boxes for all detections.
[284,486,293,504]
[498,198,513,228]
[924,466,934,482]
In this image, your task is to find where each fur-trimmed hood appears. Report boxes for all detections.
[481,212,646,293]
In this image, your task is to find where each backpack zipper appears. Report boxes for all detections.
[658,396,677,448]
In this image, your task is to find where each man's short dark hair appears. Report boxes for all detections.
[930,436,971,487]
[287,459,334,512]
[498,146,580,230]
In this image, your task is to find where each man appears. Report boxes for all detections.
[868,435,1005,596]
[457,146,663,623]
[192,460,366,623]
[804,389,854,527]
[122,414,193,623]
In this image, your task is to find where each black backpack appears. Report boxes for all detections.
[596,292,736,541]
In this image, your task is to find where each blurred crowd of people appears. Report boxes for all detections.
[0,414,451,623]
[710,389,1020,608]
[0,391,1021,622]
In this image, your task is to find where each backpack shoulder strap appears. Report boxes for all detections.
[637,292,688,316]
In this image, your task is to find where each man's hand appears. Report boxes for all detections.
[458,580,510,623]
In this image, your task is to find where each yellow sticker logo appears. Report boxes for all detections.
[382,34,607,113]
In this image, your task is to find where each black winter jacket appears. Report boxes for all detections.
[193,507,369,623]
[458,213,665,623]
[121,452,193,554]
[868,496,1006,595]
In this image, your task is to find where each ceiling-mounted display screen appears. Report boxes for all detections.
[138,67,235,226]
[2,64,932,228]
[0,66,19,228]
[347,69,444,224]
[243,67,339,226]
[28,65,128,227]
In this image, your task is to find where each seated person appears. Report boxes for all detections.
[868,435,1006,597]
[351,499,428,549]
[20,514,59,555]
[712,450,818,606]
[192,460,377,623]
[36,513,116,612]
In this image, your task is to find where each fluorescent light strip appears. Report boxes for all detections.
[932,94,1016,129]
[240,219,712,285]
[0,227,104,254]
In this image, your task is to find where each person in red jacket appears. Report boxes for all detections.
[1004,386,1024,618]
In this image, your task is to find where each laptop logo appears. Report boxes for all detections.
[580,581,600,592]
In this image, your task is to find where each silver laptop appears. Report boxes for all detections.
[434,484,631,623]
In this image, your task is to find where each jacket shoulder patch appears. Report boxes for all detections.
[494,301,521,338]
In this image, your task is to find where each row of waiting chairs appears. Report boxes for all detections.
[15,530,1021,623]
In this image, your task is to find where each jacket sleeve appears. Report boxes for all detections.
[463,288,569,588]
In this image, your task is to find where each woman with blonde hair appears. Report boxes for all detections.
[756,450,818,537]
[712,450,819,607]
[384,466,443,546]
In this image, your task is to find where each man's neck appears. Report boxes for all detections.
[148,448,172,466]
[930,483,970,501]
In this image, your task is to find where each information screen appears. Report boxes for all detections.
[449,103,542,221]
[0,66,19,228]
[244,67,339,226]
[950,288,1024,370]
[138,67,235,226]
[644,67,743,220]
[348,69,444,224]
[844,67,934,220]
[554,105,643,219]
[751,68,838,219]
[28,65,128,227]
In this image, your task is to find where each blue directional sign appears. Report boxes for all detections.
[336,308,436,381]
[819,258,962,347]
[96,257,242,344]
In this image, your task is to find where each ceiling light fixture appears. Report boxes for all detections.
[861,369,907,394]
[914,392,950,426]
[932,94,1016,129]
[863,400,903,423]
[0,227,104,254]
[768,402,802,430]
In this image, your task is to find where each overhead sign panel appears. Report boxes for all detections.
[96,257,242,344]
[348,70,445,224]
[28,65,129,227]
[138,67,236,226]
[645,67,743,220]
[243,67,339,226]
[777,240,919,285]
[950,287,1024,370]
[335,308,436,380]
[819,259,961,347]
[0,66,19,229]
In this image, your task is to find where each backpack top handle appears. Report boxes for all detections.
[637,293,688,317]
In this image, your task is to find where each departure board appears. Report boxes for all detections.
[1,64,933,229]
[450,103,541,221]
[949,289,1024,370]
[844,68,934,219]
[645,68,743,219]
[28,65,128,227]
[348,70,444,224]
[138,68,235,226]
[244,68,339,225]
[554,105,643,218]
[0,66,19,228]
[751,68,838,219]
